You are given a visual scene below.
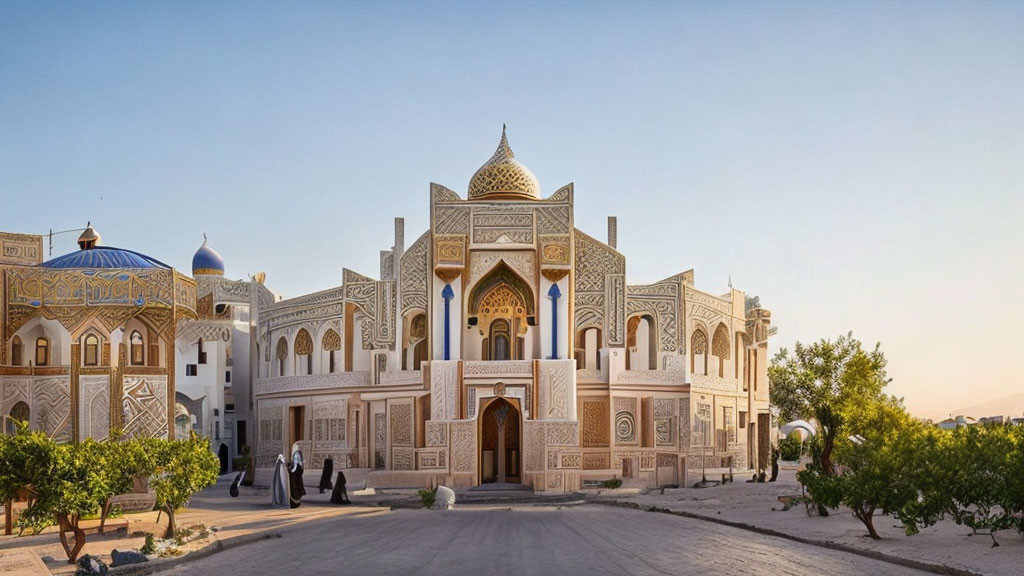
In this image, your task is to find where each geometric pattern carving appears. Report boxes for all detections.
[540,366,569,420]
[523,420,545,472]
[583,453,609,470]
[32,377,71,442]
[389,403,413,447]
[450,421,475,473]
[582,399,609,448]
[615,411,636,444]
[425,421,448,447]
[627,282,680,352]
[544,421,579,446]
[392,447,413,471]
[121,375,168,439]
[79,375,110,441]
[574,230,625,346]
[0,231,43,266]
[400,232,429,315]
[430,361,459,421]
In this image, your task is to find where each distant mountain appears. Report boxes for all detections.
[926,392,1024,422]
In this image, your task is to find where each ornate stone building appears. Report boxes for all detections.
[251,128,774,490]
[0,226,197,443]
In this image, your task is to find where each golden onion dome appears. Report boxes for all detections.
[468,126,541,201]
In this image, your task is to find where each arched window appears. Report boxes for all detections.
[11,336,23,366]
[322,329,341,374]
[84,334,99,366]
[295,329,313,375]
[276,337,288,376]
[712,324,730,378]
[690,329,707,376]
[130,331,145,366]
[489,319,511,361]
[35,337,49,367]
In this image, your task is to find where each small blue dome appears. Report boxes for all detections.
[192,237,225,276]
[41,246,171,270]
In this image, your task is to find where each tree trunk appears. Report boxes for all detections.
[856,507,881,540]
[163,505,176,539]
[56,513,86,563]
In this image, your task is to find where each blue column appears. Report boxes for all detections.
[548,283,561,359]
[441,283,454,361]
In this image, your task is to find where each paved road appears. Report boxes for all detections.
[163,505,930,576]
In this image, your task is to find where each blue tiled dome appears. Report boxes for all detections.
[192,237,225,276]
[41,246,171,269]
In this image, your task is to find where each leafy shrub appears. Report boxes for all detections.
[140,533,156,555]
[602,477,623,489]
[778,435,803,461]
[418,487,437,509]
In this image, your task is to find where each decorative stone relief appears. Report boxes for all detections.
[450,421,476,473]
[430,361,459,421]
[539,366,568,419]
[122,375,168,439]
[313,397,347,454]
[374,413,387,469]
[425,421,448,447]
[392,447,414,471]
[523,420,545,472]
[627,282,679,352]
[79,375,110,441]
[254,372,370,396]
[581,399,609,448]
[389,402,413,447]
[400,232,429,315]
[544,421,579,446]
[468,251,536,292]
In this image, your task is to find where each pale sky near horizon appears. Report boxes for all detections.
[2,2,1021,418]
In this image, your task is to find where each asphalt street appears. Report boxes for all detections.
[162,504,931,576]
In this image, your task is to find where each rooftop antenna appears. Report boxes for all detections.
[46,223,88,256]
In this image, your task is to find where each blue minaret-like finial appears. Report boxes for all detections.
[441,283,455,361]
[548,283,562,359]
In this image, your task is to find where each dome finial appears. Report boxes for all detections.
[77,222,101,250]
[203,232,207,242]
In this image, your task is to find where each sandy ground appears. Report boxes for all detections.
[0,472,382,574]
[597,468,1024,576]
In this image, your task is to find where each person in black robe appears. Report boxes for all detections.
[318,457,334,494]
[330,469,350,505]
[288,442,306,509]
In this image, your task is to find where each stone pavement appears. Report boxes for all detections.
[159,504,933,576]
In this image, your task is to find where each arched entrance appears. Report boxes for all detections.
[479,396,521,484]
[468,262,535,361]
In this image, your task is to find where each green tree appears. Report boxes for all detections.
[0,423,55,534]
[918,424,1024,546]
[797,397,923,539]
[148,433,219,538]
[769,332,889,515]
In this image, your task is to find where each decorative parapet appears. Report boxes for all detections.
[463,360,532,377]
[378,370,423,386]
[254,371,370,396]
[613,369,685,385]
[690,373,741,393]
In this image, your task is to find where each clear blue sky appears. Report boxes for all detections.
[2,2,1022,417]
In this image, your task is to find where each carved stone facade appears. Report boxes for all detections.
[234,128,774,490]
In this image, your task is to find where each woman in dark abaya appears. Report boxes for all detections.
[318,457,334,494]
[288,442,306,509]
[330,469,350,504]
